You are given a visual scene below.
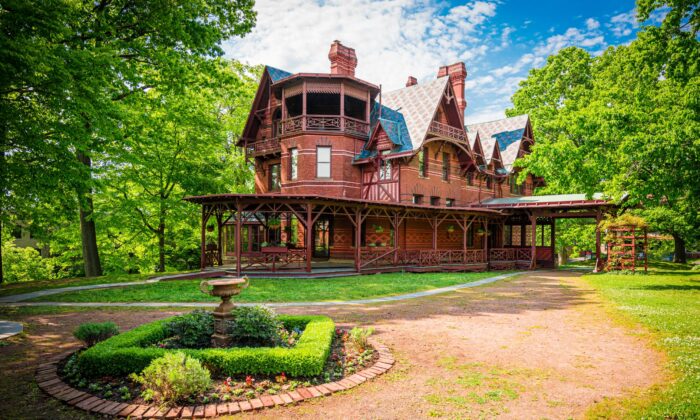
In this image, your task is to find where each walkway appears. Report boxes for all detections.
[0,272,523,307]
[0,321,22,340]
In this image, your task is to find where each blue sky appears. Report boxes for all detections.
[224,0,658,123]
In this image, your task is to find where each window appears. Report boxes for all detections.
[418,147,428,177]
[442,152,450,181]
[430,196,440,206]
[510,175,523,194]
[289,148,298,180]
[485,175,492,190]
[269,164,281,191]
[467,225,474,247]
[413,194,423,204]
[446,198,455,207]
[316,146,331,178]
[466,172,474,186]
[379,150,392,180]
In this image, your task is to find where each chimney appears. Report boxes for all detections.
[438,62,467,123]
[328,40,357,77]
[406,76,417,87]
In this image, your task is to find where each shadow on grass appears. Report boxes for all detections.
[633,284,700,291]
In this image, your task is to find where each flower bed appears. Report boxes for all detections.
[76,315,334,378]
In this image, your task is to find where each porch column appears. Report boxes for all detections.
[302,81,307,130]
[306,203,313,273]
[235,203,242,277]
[594,210,603,272]
[216,209,223,266]
[432,216,438,250]
[354,209,362,272]
[462,215,468,263]
[550,219,556,267]
[340,81,345,131]
[530,212,537,270]
[483,218,489,267]
[200,205,207,269]
[392,211,400,265]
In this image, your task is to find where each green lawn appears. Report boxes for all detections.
[25,271,505,303]
[582,261,700,418]
[0,272,179,297]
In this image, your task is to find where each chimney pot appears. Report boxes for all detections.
[406,76,417,87]
[328,40,358,77]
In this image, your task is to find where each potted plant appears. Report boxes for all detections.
[206,223,215,233]
[447,225,455,233]
[268,217,281,230]
[476,228,490,236]
[375,240,382,247]
[373,224,384,233]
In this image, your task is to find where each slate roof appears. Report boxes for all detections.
[379,77,450,150]
[467,114,529,171]
[266,65,293,82]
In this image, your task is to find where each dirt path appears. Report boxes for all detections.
[0,270,664,419]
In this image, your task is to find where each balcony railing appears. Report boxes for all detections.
[280,115,369,138]
[427,120,467,143]
[247,137,281,157]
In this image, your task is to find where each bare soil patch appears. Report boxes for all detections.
[0,270,664,419]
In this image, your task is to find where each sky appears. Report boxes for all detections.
[223,0,659,124]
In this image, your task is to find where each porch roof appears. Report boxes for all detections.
[183,193,504,215]
[478,193,609,209]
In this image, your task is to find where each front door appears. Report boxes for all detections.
[313,216,333,258]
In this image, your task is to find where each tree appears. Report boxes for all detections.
[0,0,256,279]
[508,17,700,263]
[104,61,258,272]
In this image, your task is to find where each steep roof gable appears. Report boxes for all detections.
[379,76,450,150]
[466,114,530,171]
[239,65,291,146]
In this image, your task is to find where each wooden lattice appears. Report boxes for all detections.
[605,225,648,272]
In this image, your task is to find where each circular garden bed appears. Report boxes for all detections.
[36,309,394,418]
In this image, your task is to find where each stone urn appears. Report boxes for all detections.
[200,276,249,347]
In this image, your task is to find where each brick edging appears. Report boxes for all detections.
[37,339,394,418]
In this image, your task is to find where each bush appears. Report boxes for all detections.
[228,305,282,347]
[348,327,374,352]
[131,352,211,405]
[77,315,334,378]
[163,310,214,349]
[73,322,120,347]
[1,241,52,283]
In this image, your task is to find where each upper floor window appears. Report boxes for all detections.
[379,150,392,180]
[430,196,440,206]
[446,198,455,207]
[485,175,492,190]
[413,194,423,205]
[466,172,474,186]
[442,152,450,181]
[316,146,331,178]
[289,148,298,180]
[418,147,428,177]
[269,163,281,191]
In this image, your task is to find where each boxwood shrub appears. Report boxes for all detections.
[76,315,334,378]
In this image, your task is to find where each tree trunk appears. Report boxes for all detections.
[672,233,686,263]
[558,245,570,266]
[157,225,165,272]
[76,152,103,277]
[0,219,4,284]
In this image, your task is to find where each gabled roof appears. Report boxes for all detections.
[467,114,530,171]
[379,76,450,150]
[356,106,413,160]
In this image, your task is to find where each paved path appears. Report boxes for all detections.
[0,271,523,308]
[0,321,22,339]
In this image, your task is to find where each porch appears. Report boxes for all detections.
[186,194,561,277]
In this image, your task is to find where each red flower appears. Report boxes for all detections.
[245,375,254,387]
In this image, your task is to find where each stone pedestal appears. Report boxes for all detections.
[199,277,249,348]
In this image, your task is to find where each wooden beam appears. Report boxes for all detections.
[594,209,603,273]
[235,203,242,276]
[306,203,313,273]
[529,212,537,270]
[355,208,362,272]
[200,205,207,269]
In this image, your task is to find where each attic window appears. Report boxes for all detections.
[379,150,392,180]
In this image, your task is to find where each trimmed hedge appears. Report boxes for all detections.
[76,315,334,378]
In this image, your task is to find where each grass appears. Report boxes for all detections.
[582,260,700,418]
[24,271,505,303]
[0,271,193,297]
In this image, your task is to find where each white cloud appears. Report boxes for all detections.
[608,9,638,37]
[585,18,600,30]
[533,27,606,58]
[500,26,515,48]
[223,0,499,91]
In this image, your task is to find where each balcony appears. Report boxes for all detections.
[247,137,281,157]
[427,120,467,143]
[279,115,369,138]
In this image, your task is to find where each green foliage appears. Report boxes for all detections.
[508,1,700,261]
[0,240,52,283]
[348,327,375,353]
[73,322,119,347]
[163,310,214,349]
[131,352,211,406]
[77,315,334,378]
[228,306,283,347]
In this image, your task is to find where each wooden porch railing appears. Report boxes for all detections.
[360,249,486,268]
[247,137,281,157]
[280,115,369,138]
[427,120,467,143]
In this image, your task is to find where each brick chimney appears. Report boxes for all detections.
[438,62,467,123]
[328,40,357,77]
[406,76,417,87]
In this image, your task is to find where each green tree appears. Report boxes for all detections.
[0,0,256,280]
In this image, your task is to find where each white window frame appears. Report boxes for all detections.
[289,147,298,180]
[316,146,331,178]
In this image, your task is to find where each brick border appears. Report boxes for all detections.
[37,339,394,418]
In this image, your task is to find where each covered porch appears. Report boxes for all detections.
[184,194,606,277]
